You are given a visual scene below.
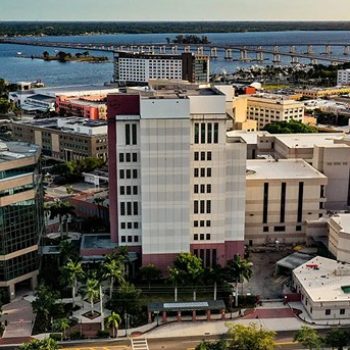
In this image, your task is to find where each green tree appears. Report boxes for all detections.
[42,51,50,59]
[140,264,161,290]
[19,338,58,350]
[226,323,276,350]
[32,284,59,332]
[294,326,322,350]
[173,253,204,301]
[53,318,70,340]
[262,120,318,134]
[105,311,122,338]
[59,239,77,264]
[103,254,125,299]
[195,340,227,350]
[168,267,182,302]
[205,265,226,301]
[226,255,253,307]
[85,278,100,316]
[45,200,75,238]
[62,259,84,307]
[0,98,11,114]
[325,329,349,350]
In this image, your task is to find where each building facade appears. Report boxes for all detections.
[107,87,245,271]
[11,117,108,161]
[0,141,44,299]
[328,214,350,263]
[246,95,304,130]
[113,51,209,85]
[337,69,350,85]
[245,159,327,245]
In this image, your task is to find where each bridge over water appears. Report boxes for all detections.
[2,38,350,64]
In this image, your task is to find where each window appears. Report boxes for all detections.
[194,168,199,177]
[133,202,138,215]
[126,186,131,195]
[274,226,285,232]
[206,234,211,240]
[207,123,212,143]
[126,169,131,179]
[134,222,139,229]
[127,202,132,215]
[207,200,211,214]
[194,201,199,214]
[213,123,219,143]
[325,309,331,316]
[132,124,137,145]
[263,226,269,232]
[340,309,345,315]
[134,236,139,243]
[121,222,126,229]
[263,183,269,224]
[127,222,132,229]
[200,220,205,227]
[207,184,211,193]
[200,200,205,214]
[296,225,302,231]
[121,236,126,243]
[126,153,131,162]
[200,184,205,193]
[194,185,199,193]
[280,182,286,223]
[201,123,206,143]
[128,236,132,243]
[207,168,212,177]
[132,153,138,162]
[194,152,199,161]
[194,220,199,227]
[194,234,198,241]
[119,170,125,179]
[133,186,138,195]
[133,169,138,179]
[298,182,304,222]
[200,168,205,177]
[120,186,125,195]
[119,153,124,162]
[207,151,212,161]
[125,124,130,145]
[206,220,211,227]
[120,202,125,216]
[200,234,205,240]
[194,123,199,144]
[201,152,205,161]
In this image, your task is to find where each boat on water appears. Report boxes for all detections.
[16,52,22,55]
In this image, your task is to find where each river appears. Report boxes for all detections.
[1,31,350,87]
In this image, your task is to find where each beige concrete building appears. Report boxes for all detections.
[11,117,108,161]
[0,141,43,299]
[245,159,327,246]
[246,95,304,130]
[293,256,350,321]
[329,214,350,263]
[295,86,350,99]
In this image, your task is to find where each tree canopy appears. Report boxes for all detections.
[262,120,318,134]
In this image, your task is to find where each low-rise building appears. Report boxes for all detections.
[21,94,56,113]
[246,95,304,130]
[337,69,350,85]
[295,86,350,99]
[245,159,327,246]
[329,214,350,263]
[293,256,350,320]
[11,117,107,161]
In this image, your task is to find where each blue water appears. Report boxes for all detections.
[1,31,350,87]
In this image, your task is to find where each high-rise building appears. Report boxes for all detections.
[107,85,245,270]
[0,141,44,299]
[113,51,209,85]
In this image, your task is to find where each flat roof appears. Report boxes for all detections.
[331,213,350,234]
[246,159,327,180]
[148,300,225,312]
[227,131,268,145]
[0,140,40,163]
[273,133,345,149]
[293,256,350,303]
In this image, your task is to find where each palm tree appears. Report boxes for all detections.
[86,278,100,316]
[103,255,125,299]
[168,267,182,302]
[53,318,70,340]
[205,265,226,301]
[227,255,253,307]
[140,264,161,290]
[45,199,75,238]
[62,259,84,307]
[105,311,122,338]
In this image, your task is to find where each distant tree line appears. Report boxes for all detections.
[2,21,350,36]
[168,34,210,44]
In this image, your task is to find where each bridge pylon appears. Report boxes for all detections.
[172,46,178,54]
[210,47,218,58]
[272,53,281,64]
[224,49,233,59]
[324,45,332,55]
[184,45,191,53]
[240,49,249,61]
[289,46,296,54]
[197,46,204,55]
[310,58,318,65]
[344,46,350,55]
[307,45,314,55]
[291,56,299,64]
[256,51,264,62]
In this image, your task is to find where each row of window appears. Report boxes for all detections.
[194,168,211,177]
[120,186,138,196]
[120,202,139,216]
[119,169,138,179]
[119,153,138,163]
[194,233,211,241]
[121,235,139,243]
[194,123,219,144]
[194,151,212,162]
[194,184,211,194]
[262,225,302,233]
[194,220,211,227]
[194,200,211,214]
[120,222,139,229]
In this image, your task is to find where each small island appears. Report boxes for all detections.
[167,34,211,45]
[29,50,109,63]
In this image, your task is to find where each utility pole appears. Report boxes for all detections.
[100,284,104,331]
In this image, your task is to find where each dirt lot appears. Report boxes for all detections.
[244,249,292,299]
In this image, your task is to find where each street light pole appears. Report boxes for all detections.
[100,284,104,331]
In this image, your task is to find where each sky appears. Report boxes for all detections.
[1,0,350,21]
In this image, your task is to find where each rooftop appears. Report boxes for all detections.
[246,159,327,180]
[293,256,350,303]
[227,131,268,145]
[0,140,40,163]
[248,94,303,105]
[331,213,350,234]
[273,133,345,149]
[25,94,55,102]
